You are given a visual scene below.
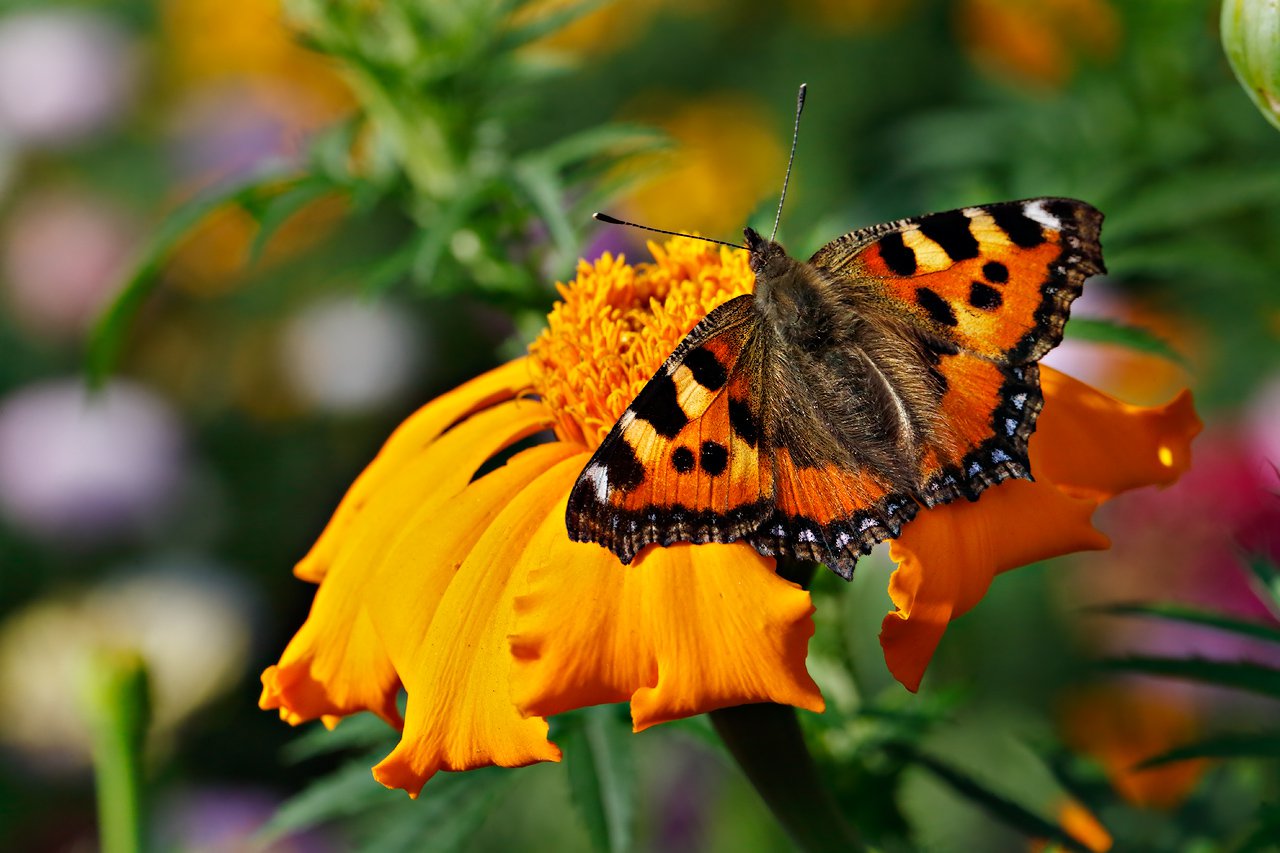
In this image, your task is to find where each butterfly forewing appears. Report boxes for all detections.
[811,198,1104,364]
[566,295,775,563]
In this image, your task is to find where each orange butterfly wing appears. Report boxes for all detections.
[566,295,775,564]
[811,197,1104,506]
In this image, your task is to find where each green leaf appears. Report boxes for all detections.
[258,758,394,843]
[357,769,513,853]
[529,123,667,173]
[281,713,399,764]
[1105,166,1280,242]
[1088,602,1280,645]
[512,162,579,269]
[498,0,613,51]
[246,177,343,266]
[1063,317,1189,368]
[1096,656,1280,699]
[1243,551,1280,610]
[1136,731,1280,769]
[85,169,297,386]
[891,745,1094,853]
[561,706,635,853]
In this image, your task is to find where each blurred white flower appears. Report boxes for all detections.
[0,560,253,771]
[2,189,138,339]
[280,296,422,414]
[1245,371,1280,471]
[0,10,136,147]
[0,380,184,543]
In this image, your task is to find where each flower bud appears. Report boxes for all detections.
[1222,0,1280,130]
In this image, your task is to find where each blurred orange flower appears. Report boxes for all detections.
[1060,684,1210,810]
[261,237,1199,794]
[622,95,787,238]
[957,0,1121,88]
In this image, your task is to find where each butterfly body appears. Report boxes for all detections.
[567,199,1104,578]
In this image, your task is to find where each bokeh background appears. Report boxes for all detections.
[0,0,1278,850]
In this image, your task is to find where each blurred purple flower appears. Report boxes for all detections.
[0,380,184,543]
[1,189,139,339]
[0,10,136,147]
[168,84,309,187]
[156,787,340,853]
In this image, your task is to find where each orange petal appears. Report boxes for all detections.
[1034,367,1201,501]
[260,398,554,726]
[881,479,1108,692]
[296,358,535,583]
[510,465,823,730]
[369,453,588,796]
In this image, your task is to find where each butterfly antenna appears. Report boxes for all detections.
[592,212,746,250]
[770,83,807,243]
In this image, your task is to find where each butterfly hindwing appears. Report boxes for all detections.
[566,295,774,564]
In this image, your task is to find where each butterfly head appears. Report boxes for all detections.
[744,227,793,282]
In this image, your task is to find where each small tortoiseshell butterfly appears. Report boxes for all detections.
[565,88,1104,579]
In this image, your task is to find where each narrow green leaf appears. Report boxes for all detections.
[1242,551,1280,610]
[281,713,398,764]
[257,758,393,843]
[1088,602,1280,645]
[357,769,513,853]
[529,124,667,173]
[1096,656,1280,698]
[562,706,635,853]
[891,746,1093,853]
[1063,317,1189,368]
[512,163,578,268]
[85,169,297,386]
[1136,731,1280,769]
[246,177,342,266]
[1106,166,1280,242]
[498,0,613,50]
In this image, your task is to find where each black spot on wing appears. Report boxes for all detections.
[878,232,917,275]
[682,347,728,391]
[969,281,1003,310]
[982,260,1009,283]
[919,210,979,261]
[609,438,646,492]
[728,398,760,447]
[671,445,695,474]
[991,206,1045,248]
[699,440,728,476]
[632,373,687,438]
[916,287,958,327]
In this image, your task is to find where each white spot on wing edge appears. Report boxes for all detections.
[1023,199,1061,231]
[583,463,610,503]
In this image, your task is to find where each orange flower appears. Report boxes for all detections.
[1060,684,1210,810]
[261,237,1200,795]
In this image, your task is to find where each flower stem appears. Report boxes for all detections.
[710,702,866,852]
[85,650,151,853]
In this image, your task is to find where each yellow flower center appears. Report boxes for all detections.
[528,237,755,449]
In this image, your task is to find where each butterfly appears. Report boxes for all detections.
[564,195,1104,579]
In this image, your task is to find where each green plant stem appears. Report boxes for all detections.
[86,651,151,853]
[710,702,866,853]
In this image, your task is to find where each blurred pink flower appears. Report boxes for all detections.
[0,10,137,147]
[1069,427,1280,667]
[0,380,184,543]
[1,189,139,339]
